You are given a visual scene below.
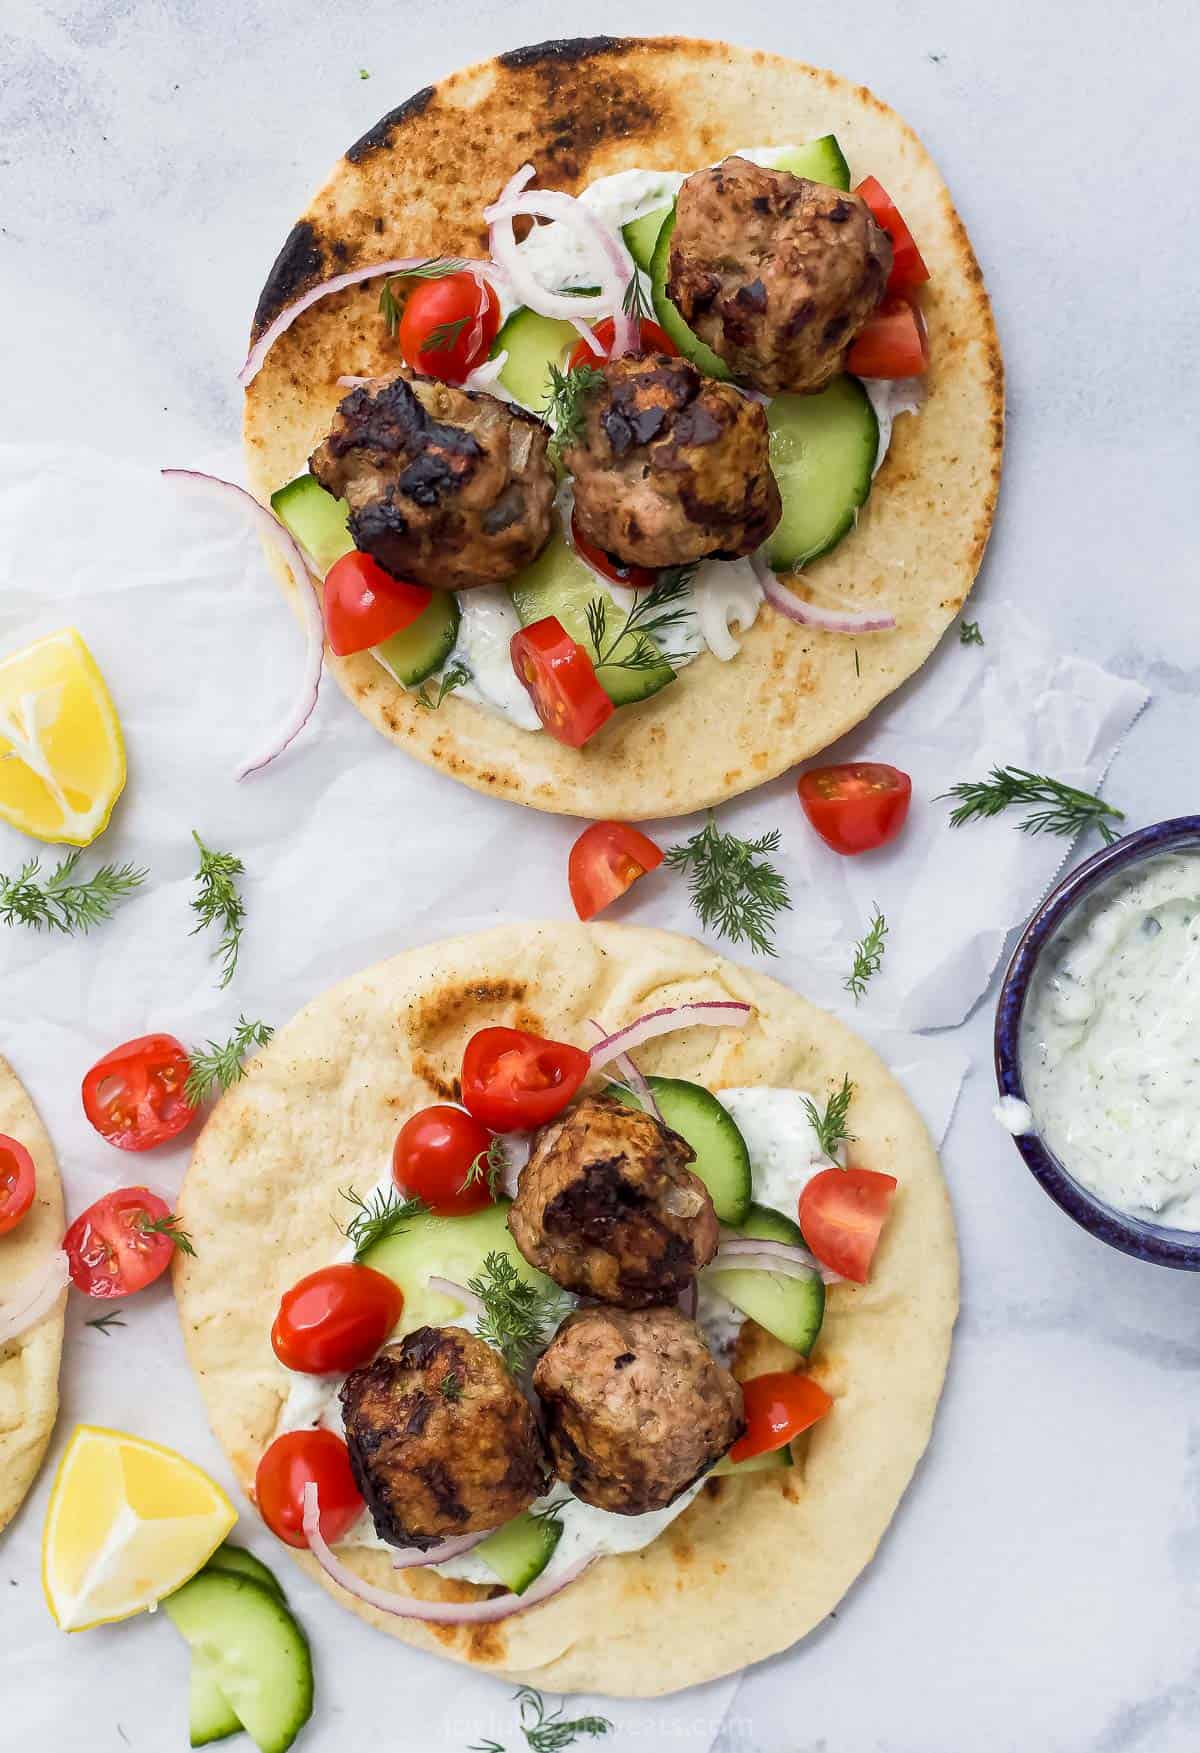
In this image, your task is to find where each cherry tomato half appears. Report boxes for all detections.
[323,551,432,657]
[461,1027,590,1133]
[271,1263,404,1375]
[854,177,930,294]
[568,821,664,921]
[797,762,913,856]
[63,1186,184,1298]
[510,616,614,748]
[567,314,680,371]
[0,1135,35,1236]
[570,512,659,591]
[846,294,928,379]
[81,1034,195,1152]
[392,1104,496,1217]
[729,1370,834,1463]
[799,1166,899,1284]
[398,272,501,384]
[255,1429,363,1549]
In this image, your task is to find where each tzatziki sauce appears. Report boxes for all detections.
[1019,850,1200,1227]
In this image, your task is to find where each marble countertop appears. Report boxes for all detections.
[3,2,1200,1750]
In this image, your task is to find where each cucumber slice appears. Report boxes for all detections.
[772,135,851,190]
[472,1509,562,1594]
[707,1202,825,1355]
[711,1443,794,1477]
[648,208,731,381]
[374,592,461,687]
[164,1573,313,1753]
[270,473,353,573]
[189,1658,241,1747]
[509,534,675,707]
[763,377,879,571]
[204,1543,285,1600]
[609,1077,751,1225]
[623,205,671,272]
[359,1199,553,1334]
[495,307,576,412]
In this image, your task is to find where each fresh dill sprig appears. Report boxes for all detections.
[138,1211,196,1258]
[190,830,246,989]
[416,660,471,711]
[940,765,1125,845]
[514,1687,612,1753]
[440,1370,463,1403]
[339,1186,427,1261]
[468,1252,567,1374]
[469,1740,505,1753]
[529,1501,565,1533]
[377,260,471,335]
[424,316,471,354]
[184,1017,274,1105]
[461,1136,508,1199]
[622,273,651,322]
[845,906,888,1002]
[664,814,791,956]
[0,852,147,935]
[584,565,696,677]
[543,362,605,456]
[803,1075,856,1160]
[85,1308,126,1335]
[958,619,984,646]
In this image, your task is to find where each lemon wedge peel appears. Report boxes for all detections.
[0,629,126,847]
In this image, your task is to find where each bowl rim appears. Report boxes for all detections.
[993,815,1200,1270]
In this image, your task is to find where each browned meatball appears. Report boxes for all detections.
[563,354,780,568]
[508,1094,719,1307]
[533,1305,743,1513]
[667,157,893,395]
[338,1327,547,1548]
[310,369,555,591]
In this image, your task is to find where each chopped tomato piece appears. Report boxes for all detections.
[797,762,912,855]
[255,1429,363,1549]
[0,1135,35,1236]
[461,1026,590,1133]
[397,272,501,383]
[730,1370,833,1462]
[271,1263,404,1374]
[567,315,679,370]
[846,295,928,379]
[393,1104,496,1216]
[63,1186,186,1298]
[568,821,664,920]
[81,1034,195,1152]
[855,177,930,293]
[799,1166,898,1283]
[570,513,659,590]
[510,616,614,748]
[323,551,432,656]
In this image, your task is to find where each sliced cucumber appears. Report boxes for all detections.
[204,1543,285,1600]
[359,1199,553,1335]
[189,1658,241,1748]
[648,208,731,381]
[764,377,879,571]
[772,135,851,190]
[164,1573,313,1753]
[270,473,353,573]
[623,205,671,272]
[609,1077,751,1225]
[711,1443,794,1477]
[472,1509,562,1594]
[509,534,674,707]
[495,307,576,412]
[707,1202,825,1355]
[373,591,461,687]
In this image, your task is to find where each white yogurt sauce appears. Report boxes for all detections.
[1020,851,1200,1226]
[993,1095,1035,1137]
[717,1086,838,1220]
[447,587,542,730]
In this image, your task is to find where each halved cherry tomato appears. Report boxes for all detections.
[81,1034,195,1152]
[511,617,614,748]
[855,177,930,294]
[63,1186,185,1298]
[730,1370,834,1462]
[271,1263,404,1374]
[799,1166,898,1284]
[255,1429,363,1549]
[398,272,501,383]
[797,762,912,855]
[846,294,928,378]
[323,551,432,657]
[567,315,679,371]
[568,821,664,921]
[0,1135,35,1236]
[461,1027,590,1133]
[570,513,659,591]
[393,1104,496,1216]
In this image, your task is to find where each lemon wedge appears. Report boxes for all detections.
[42,1425,236,1632]
[0,628,126,846]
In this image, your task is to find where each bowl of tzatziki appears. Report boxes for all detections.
[995,817,1200,1268]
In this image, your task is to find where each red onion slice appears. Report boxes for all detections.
[391,1528,491,1570]
[485,172,637,352]
[714,1232,844,1286]
[711,1247,818,1282]
[162,469,324,779]
[589,1002,752,1071]
[677,1279,699,1320]
[489,1131,531,1198]
[426,1275,485,1316]
[0,1250,69,1346]
[753,557,897,634]
[304,1483,590,1620]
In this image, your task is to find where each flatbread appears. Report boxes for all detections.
[0,1057,66,1534]
[243,35,1002,820]
[175,923,958,1694]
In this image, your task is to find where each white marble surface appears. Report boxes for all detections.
[3,3,1200,1752]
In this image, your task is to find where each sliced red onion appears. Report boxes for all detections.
[711,1247,818,1282]
[485,173,636,352]
[304,1483,590,1620]
[714,1232,844,1286]
[490,1131,531,1198]
[570,317,606,358]
[391,1529,490,1570]
[463,353,509,393]
[677,1279,699,1319]
[614,1052,662,1122]
[162,469,324,779]
[752,556,896,634]
[0,1250,68,1347]
[427,1275,485,1316]
[589,1002,752,1071]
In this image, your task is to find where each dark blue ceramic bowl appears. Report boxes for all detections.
[994,816,1200,1270]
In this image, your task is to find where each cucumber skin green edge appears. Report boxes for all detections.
[164,1572,314,1753]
